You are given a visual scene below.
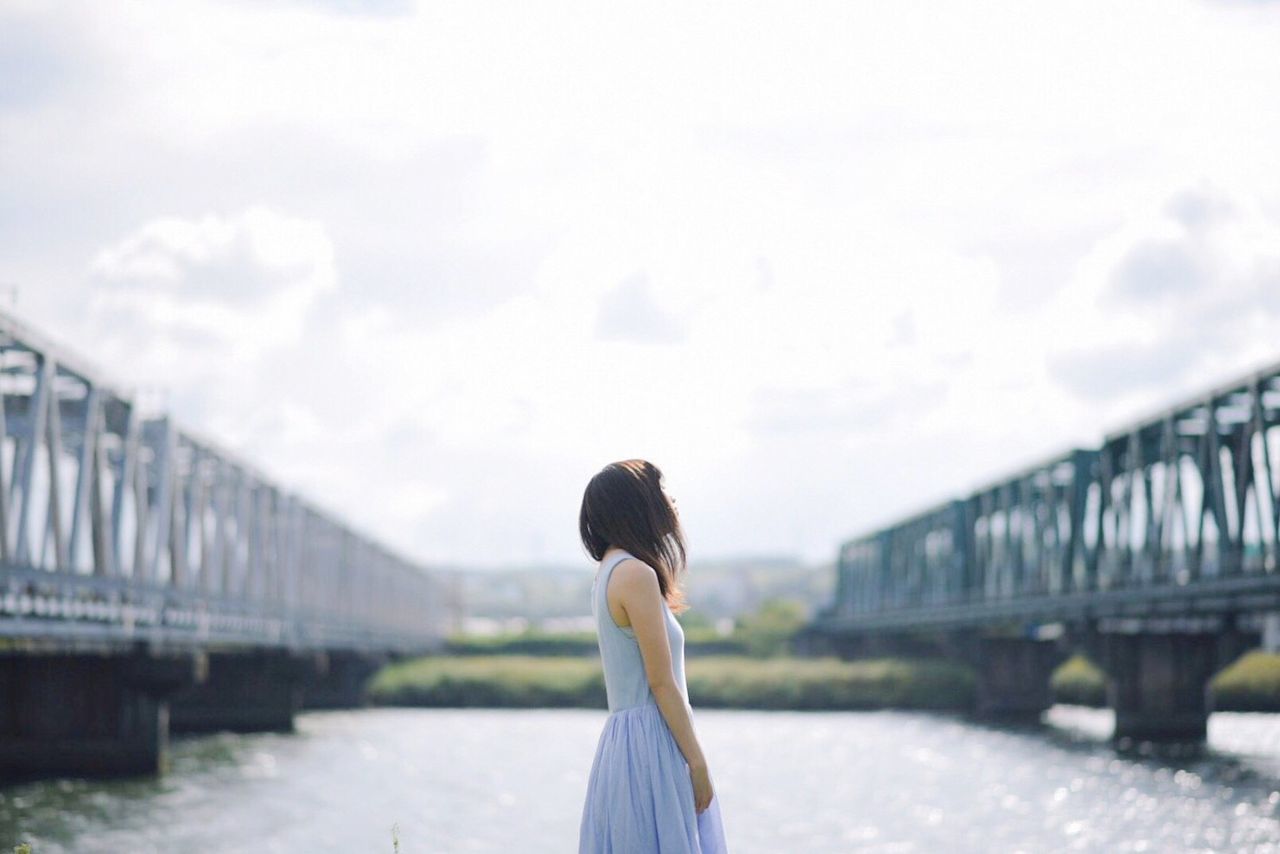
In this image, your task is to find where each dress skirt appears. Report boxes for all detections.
[579,702,728,853]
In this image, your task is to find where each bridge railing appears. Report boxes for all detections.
[822,362,1280,629]
[0,309,446,652]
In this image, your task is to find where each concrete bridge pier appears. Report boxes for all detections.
[970,636,1063,721]
[0,648,205,781]
[169,650,316,734]
[1097,632,1220,743]
[1088,620,1260,744]
[301,650,389,709]
[1264,612,1280,652]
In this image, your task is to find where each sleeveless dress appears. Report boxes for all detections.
[578,550,729,853]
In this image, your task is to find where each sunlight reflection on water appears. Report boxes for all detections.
[2,706,1279,852]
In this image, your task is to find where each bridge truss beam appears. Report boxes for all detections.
[822,361,1280,631]
[0,310,447,654]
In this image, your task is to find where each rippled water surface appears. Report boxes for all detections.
[3,706,1280,852]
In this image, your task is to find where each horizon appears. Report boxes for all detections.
[435,550,824,574]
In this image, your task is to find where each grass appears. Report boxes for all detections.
[687,655,974,710]
[442,629,745,657]
[1210,650,1280,712]
[443,631,601,657]
[370,647,1280,713]
[1049,653,1108,707]
[369,655,606,708]
[1047,648,1280,712]
[368,654,977,711]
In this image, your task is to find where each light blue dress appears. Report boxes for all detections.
[578,550,729,853]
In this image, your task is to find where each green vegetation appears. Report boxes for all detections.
[370,643,1280,714]
[444,629,600,657]
[442,597,811,658]
[1210,650,1280,712]
[687,655,974,710]
[377,599,971,711]
[370,655,606,707]
[728,598,808,657]
[1049,654,1108,707]
[368,654,976,711]
[674,609,725,645]
[1046,648,1280,712]
[444,628,746,657]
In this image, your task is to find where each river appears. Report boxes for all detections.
[2,706,1279,852]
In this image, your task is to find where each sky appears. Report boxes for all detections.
[2,0,1280,569]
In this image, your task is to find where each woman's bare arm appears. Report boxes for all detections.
[609,558,713,810]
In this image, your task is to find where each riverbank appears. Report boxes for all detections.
[1049,650,1280,711]
[368,654,976,711]
[367,648,1280,713]
[442,631,747,658]
[1211,651,1280,711]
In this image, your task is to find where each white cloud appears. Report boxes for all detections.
[4,0,1280,567]
[1046,182,1280,415]
[77,206,338,460]
[88,206,335,368]
[596,272,685,344]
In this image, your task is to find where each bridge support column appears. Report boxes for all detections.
[0,649,205,781]
[1100,633,1218,743]
[973,637,1060,721]
[170,650,314,734]
[1263,613,1280,653]
[301,651,388,709]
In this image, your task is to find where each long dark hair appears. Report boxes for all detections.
[579,459,689,613]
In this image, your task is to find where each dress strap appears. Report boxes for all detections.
[597,551,632,595]
[597,550,637,636]
[602,550,631,576]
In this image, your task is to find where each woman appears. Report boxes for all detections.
[577,459,729,853]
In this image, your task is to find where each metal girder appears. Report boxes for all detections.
[0,309,446,653]
[823,360,1280,633]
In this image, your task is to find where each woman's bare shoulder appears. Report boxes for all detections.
[610,557,661,594]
